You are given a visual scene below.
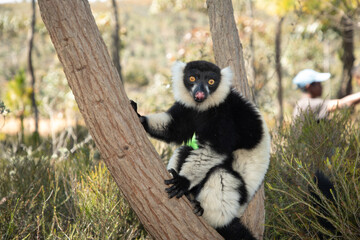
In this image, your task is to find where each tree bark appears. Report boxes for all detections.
[111,0,123,82]
[28,0,39,135]
[337,15,354,98]
[275,16,284,124]
[207,1,265,239]
[38,0,221,239]
[206,0,253,101]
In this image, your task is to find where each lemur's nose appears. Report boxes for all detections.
[195,91,205,102]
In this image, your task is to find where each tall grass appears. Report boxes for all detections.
[265,109,360,239]
[0,137,148,239]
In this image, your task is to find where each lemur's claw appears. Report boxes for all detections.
[192,200,204,216]
[130,100,142,118]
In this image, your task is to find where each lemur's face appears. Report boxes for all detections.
[183,61,221,103]
[172,60,233,111]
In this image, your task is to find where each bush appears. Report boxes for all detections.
[265,109,360,239]
[0,141,148,239]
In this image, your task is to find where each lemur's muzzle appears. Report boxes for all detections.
[193,83,208,102]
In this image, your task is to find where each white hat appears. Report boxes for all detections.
[293,69,331,89]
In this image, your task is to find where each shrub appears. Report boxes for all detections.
[265,109,360,239]
[0,142,148,239]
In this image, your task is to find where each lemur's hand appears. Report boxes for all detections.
[164,168,190,199]
[130,100,146,124]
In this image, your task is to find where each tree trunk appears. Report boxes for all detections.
[37,0,221,239]
[111,0,123,82]
[206,0,253,102]
[207,0,265,239]
[275,16,284,124]
[337,15,354,98]
[248,0,256,96]
[28,0,39,135]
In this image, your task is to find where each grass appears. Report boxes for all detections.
[0,137,148,239]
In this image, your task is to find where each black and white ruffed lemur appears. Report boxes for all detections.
[131,60,271,240]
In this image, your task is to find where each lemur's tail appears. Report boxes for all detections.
[216,217,256,240]
[311,171,336,237]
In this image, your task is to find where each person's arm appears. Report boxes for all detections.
[327,92,360,111]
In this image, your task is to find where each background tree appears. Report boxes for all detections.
[263,0,296,123]
[5,70,32,142]
[300,0,359,98]
[111,0,123,82]
[207,0,266,238]
[28,0,39,136]
[38,0,222,239]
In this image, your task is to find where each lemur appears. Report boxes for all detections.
[131,60,270,240]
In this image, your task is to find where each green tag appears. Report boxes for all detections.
[186,133,199,150]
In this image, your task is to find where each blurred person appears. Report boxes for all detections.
[353,64,360,88]
[292,69,360,120]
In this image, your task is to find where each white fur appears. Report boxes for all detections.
[171,61,233,111]
[146,112,172,133]
[232,115,271,216]
[167,146,187,172]
[179,145,226,189]
[196,168,242,228]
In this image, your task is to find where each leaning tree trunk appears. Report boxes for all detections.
[207,0,265,239]
[38,0,221,239]
[28,0,39,135]
[275,16,284,124]
[337,15,354,98]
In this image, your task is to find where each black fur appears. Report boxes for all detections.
[141,91,263,153]
[311,171,336,238]
[216,218,256,240]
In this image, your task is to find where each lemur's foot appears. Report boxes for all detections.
[191,199,204,216]
[164,168,190,199]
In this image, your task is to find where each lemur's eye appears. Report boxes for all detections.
[208,79,215,85]
[189,76,196,82]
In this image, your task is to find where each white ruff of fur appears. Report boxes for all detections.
[232,111,271,217]
[171,61,233,111]
[196,168,242,228]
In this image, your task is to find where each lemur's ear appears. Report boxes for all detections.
[171,61,186,82]
[220,67,233,86]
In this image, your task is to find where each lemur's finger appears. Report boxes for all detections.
[165,185,177,193]
[164,178,176,185]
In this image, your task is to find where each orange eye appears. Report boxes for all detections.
[189,76,196,82]
[208,79,215,85]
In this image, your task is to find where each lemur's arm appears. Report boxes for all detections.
[131,101,194,144]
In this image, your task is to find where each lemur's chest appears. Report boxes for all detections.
[192,107,230,142]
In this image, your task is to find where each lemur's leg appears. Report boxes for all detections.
[177,144,227,189]
[196,167,248,229]
[165,144,227,199]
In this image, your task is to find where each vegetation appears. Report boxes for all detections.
[0,139,148,239]
[0,0,360,239]
[266,110,360,239]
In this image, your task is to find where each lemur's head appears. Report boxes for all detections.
[172,60,233,111]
